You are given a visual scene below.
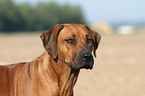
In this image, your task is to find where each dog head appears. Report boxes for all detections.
[40,24,101,70]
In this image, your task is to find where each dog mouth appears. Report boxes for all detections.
[67,60,94,70]
[80,62,94,69]
[66,51,94,70]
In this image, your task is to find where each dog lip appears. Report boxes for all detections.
[80,63,93,70]
[67,62,79,70]
[67,62,93,70]
[68,62,73,68]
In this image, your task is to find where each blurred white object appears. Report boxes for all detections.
[117,25,135,35]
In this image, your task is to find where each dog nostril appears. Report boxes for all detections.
[82,53,92,61]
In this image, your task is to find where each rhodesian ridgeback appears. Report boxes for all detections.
[0,24,101,96]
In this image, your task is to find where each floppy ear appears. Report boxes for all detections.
[40,24,64,59]
[84,24,101,57]
[93,30,101,57]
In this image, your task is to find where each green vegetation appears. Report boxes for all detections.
[0,0,86,32]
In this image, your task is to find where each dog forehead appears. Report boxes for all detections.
[59,24,90,38]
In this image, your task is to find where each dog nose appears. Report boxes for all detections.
[82,52,93,62]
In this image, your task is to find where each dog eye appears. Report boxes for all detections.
[87,39,93,44]
[65,39,75,44]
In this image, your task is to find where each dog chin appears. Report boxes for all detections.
[67,62,93,70]
[80,64,93,70]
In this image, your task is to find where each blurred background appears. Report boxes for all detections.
[0,0,145,96]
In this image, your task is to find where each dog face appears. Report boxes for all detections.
[40,24,101,70]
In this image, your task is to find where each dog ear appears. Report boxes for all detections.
[93,30,101,57]
[40,24,64,59]
[84,24,101,57]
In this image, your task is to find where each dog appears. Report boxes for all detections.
[0,24,101,96]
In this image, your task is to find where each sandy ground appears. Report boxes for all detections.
[0,32,145,96]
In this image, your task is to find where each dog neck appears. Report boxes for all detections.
[38,51,80,96]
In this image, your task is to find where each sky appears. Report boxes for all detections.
[14,0,145,24]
